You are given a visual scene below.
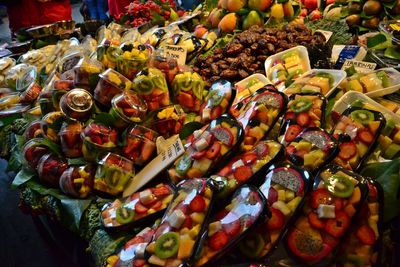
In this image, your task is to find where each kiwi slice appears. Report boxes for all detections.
[135,76,154,94]
[290,98,312,113]
[208,89,224,107]
[105,168,120,187]
[315,72,334,86]
[238,232,265,259]
[155,232,180,259]
[176,154,192,176]
[323,174,354,198]
[116,206,135,224]
[350,110,374,125]
[376,71,391,87]
[192,80,204,100]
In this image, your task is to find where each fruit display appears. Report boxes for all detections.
[194,185,266,266]
[143,105,185,138]
[24,120,43,140]
[73,58,104,91]
[100,183,174,230]
[109,91,148,128]
[37,153,68,187]
[342,0,387,30]
[116,42,150,79]
[59,122,83,158]
[279,93,326,145]
[59,164,95,198]
[172,72,206,113]
[22,138,50,171]
[149,55,179,84]
[97,39,121,70]
[40,111,64,143]
[286,128,338,172]
[239,163,311,259]
[200,80,234,123]
[331,107,385,171]
[285,165,368,265]
[144,178,214,267]
[132,67,171,111]
[59,88,94,121]
[0,57,15,87]
[168,115,244,184]
[214,141,283,198]
[94,152,135,196]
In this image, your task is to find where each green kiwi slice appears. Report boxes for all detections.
[290,98,312,113]
[238,232,265,259]
[116,206,135,224]
[155,232,180,259]
[323,174,354,198]
[176,154,192,176]
[350,110,374,125]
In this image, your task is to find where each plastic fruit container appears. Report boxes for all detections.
[59,164,95,198]
[40,111,64,143]
[94,152,135,196]
[143,105,185,139]
[0,92,20,110]
[60,88,94,122]
[94,68,132,108]
[22,138,49,171]
[172,71,205,113]
[101,183,174,230]
[73,57,104,91]
[38,90,55,115]
[19,80,42,104]
[132,67,171,111]
[0,104,30,125]
[37,153,68,187]
[122,125,158,166]
[59,122,83,158]
[16,66,42,103]
[110,91,147,128]
[24,120,43,140]
[168,115,244,184]
[149,55,179,84]
[5,63,31,89]
[234,73,271,105]
[116,42,150,79]
[96,38,121,69]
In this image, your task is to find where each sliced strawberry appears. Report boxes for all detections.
[285,112,296,121]
[233,165,253,183]
[177,92,194,108]
[150,201,162,210]
[135,202,149,214]
[175,202,191,215]
[254,142,269,157]
[308,212,325,229]
[267,207,285,230]
[127,138,142,150]
[189,195,206,212]
[358,129,374,144]
[123,108,139,117]
[267,187,279,206]
[325,211,350,238]
[63,131,78,148]
[133,259,147,267]
[356,224,376,245]
[218,165,232,177]
[109,130,118,143]
[206,142,221,159]
[144,130,155,140]
[310,188,333,209]
[321,232,340,248]
[116,98,131,109]
[153,185,171,197]
[242,152,258,165]
[90,135,103,145]
[191,150,207,160]
[125,236,145,248]
[338,141,357,160]
[296,112,311,127]
[182,216,193,229]
[367,182,378,200]
[222,214,241,236]
[141,141,156,161]
[285,125,302,142]
[334,198,344,212]
[210,106,223,120]
[174,121,182,134]
[209,231,229,250]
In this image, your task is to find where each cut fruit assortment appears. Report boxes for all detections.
[59,164,95,199]
[37,153,68,187]
[22,138,50,171]
[73,58,104,91]
[59,88,94,122]
[59,122,83,158]
[109,91,148,128]
[143,105,185,138]
[116,42,151,79]
[172,71,205,113]
[200,80,234,123]
[40,111,64,143]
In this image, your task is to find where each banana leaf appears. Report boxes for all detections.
[11,169,35,189]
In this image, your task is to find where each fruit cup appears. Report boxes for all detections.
[73,57,104,92]
[172,71,205,113]
[132,67,171,112]
[143,105,185,139]
[214,141,283,199]
[331,107,385,172]
[59,122,83,158]
[24,120,43,140]
[194,185,267,266]
[37,153,68,187]
[81,122,118,162]
[59,164,95,198]
[94,152,135,196]
[116,42,151,79]
[0,92,20,110]
[22,138,50,171]
[149,54,179,84]
[16,66,42,103]
[168,115,244,184]
[38,90,55,115]
[239,163,311,259]
[5,63,30,90]
[200,80,234,124]
[94,68,132,108]
[145,178,214,267]
[110,91,148,129]
[96,38,121,69]
[101,183,174,230]
[122,125,158,166]
[237,88,287,150]
[286,127,338,173]
[279,93,326,146]
[40,111,64,143]
[285,165,368,265]
[60,88,94,122]
[19,81,42,104]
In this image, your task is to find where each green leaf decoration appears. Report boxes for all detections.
[179,121,204,140]
[93,112,115,127]
[68,158,87,166]
[11,169,35,189]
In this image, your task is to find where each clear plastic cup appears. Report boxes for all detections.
[122,125,158,165]
[110,91,147,128]
[60,88,93,121]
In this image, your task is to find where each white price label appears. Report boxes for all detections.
[341,59,377,73]
[164,45,187,65]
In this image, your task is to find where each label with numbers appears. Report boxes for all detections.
[164,45,187,65]
[316,30,333,43]
[341,59,377,73]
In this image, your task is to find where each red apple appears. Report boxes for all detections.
[304,0,318,10]
[300,8,308,17]
[309,9,322,20]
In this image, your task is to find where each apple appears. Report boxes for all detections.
[248,0,272,11]
[304,0,318,10]
[300,8,308,17]
[309,9,322,20]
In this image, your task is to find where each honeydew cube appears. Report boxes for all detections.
[168,209,186,229]
[317,204,336,219]
[140,189,155,205]
[194,138,209,151]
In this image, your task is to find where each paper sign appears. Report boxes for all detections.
[164,45,187,65]
[123,138,184,197]
[341,59,377,73]
[316,30,333,43]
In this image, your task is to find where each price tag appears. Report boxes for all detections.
[123,138,184,197]
[316,30,333,43]
[341,59,377,73]
[164,45,187,65]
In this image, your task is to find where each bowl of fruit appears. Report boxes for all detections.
[24,120,43,140]
[59,164,95,198]
[60,88,94,121]
[149,54,179,84]
[110,91,148,128]
[96,38,121,69]
[37,153,68,187]
[143,105,185,139]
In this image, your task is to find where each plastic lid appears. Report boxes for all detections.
[127,125,158,140]
[60,88,93,113]
[16,66,37,92]
[0,103,30,118]
[74,57,104,73]
[98,152,134,172]
[99,68,131,89]
[0,92,20,109]
[111,91,147,120]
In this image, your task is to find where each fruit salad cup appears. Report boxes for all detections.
[81,122,118,162]
[145,178,214,267]
[22,138,50,171]
[194,185,267,266]
[149,55,179,84]
[238,163,311,259]
[143,105,185,139]
[59,88,94,122]
[331,107,385,171]
[59,122,83,158]
[172,71,205,113]
[24,120,43,140]
[19,80,42,104]
[285,165,368,265]
[37,153,68,187]
[286,128,338,173]
[101,183,174,230]
[122,125,158,166]
[59,164,95,198]
[237,88,287,150]
[116,42,151,79]
[279,93,326,145]
[110,91,148,129]
[132,67,171,112]
[214,141,283,199]
[200,80,234,124]
[97,38,121,69]
[94,152,135,196]
[38,90,55,115]
[40,111,64,143]
[73,58,104,92]
[94,68,132,108]
[168,115,244,184]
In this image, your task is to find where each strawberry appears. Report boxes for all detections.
[338,141,357,160]
[286,145,297,155]
[90,135,103,145]
[182,216,193,229]
[174,121,182,134]
[267,207,285,230]
[358,129,374,144]
[218,165,232,177]
[325,211,350,238]
[308,212,325,229]
[189,195,206,212]
[267,187,278,206]
[310,188,333,209]
[296,112,311,127]
[233,165,253,183]
[285,125,302,142]
[367,182,378,200]
[295,149,308,158]
[215,209,229,220]
[334,198,344,212]
[242,152,258,165]
[175,202,191,215]
[285,112,296,121]
[355,224,376,245]
[191,150,207,160]
[210,106,223,120]
[116,98,131,109]
[222,214,241,236]
[150,201,162,210]
[177,92,194,108]
[133,259,147,267]
[208,231,229,250]
[152,185,171,197]
[206,142,221,159]
[141,141,156,161]
[135,202,149,214]
[125,236,145,249]
[144,130,155,140]
[123,108,139,117]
